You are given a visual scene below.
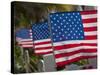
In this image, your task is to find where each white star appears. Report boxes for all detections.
[76,36,78,38]
[75,16,78,18]
[61,23,63,25]
[69,19,71,21]
[77,21,79,24]
[59,32,61,34]
[68,13,70,15]
[66,16,68,19]
[63,19,66,22]
[67,28,70,30]
[62,35,64,36]
[64,25,66,28]
[68,34,70,36]
[74,33,76,35]
[66,22,69,24]
[62,14,64,16]
[73,28,75,30]
[55,29,57,32]
[65,31,67,33]
[57,20,59,22]
[71,37,73,39]
[56,14,59,16]
[70,31,73,33]
[74,19,76,21]
[78,27,80,30]
[70,25,72,27]
[78,19,81,21]
[61,29,64,31]
[66,37,68,39]
[80,30,83,32]
[50,15,52,18]
[75,25,77,27]
[54,23,57,26]
[60,38,62,40]
[75,30,78,33]
[53,33,55,35]
[77,13,80,15]
[81,36,83,38]
[72,22,74,24]
[52,27,54,29]
[71,16,73,18]
[54,39,56,41]
[51,21,53,23]
[53,17,56,20]
[60,17,62,19]
[58,26,60,29]
[73,13,75,15]
[56,35,59,37]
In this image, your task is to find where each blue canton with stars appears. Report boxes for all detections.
[50,12,85,42]
[16,28,31,39]
[32,22,50,40]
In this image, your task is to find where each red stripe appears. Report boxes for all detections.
[56,56,97,67]
[82,18,97,23]
[35,46,52,50]
[35,51,53,55]
[54,44,81,50]
[85,35,97,40]
[34,41,51,45]
[84,27,97,32]
[18,42,33,45]
[82,43,97,46]
[81,10,97,15]
[54,43,97,50]
[55,49,97,58]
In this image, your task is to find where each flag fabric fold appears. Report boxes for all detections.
[16,28,33,48]
[49,10,97,67]
[32,22,53,55]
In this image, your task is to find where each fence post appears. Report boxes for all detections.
[42,54,56,72]
[24,50,30,73]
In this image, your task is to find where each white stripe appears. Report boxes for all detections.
[83,23,97,27]
[34,39,51,43]
[19,42,33,44]
[85,31,97,36]
[35,43,52,48]
[30,36,33,39]
[19,39,33,42]
[53,40,97,46]
[56,52,97,62]
[54,46,97,54]
[82,14,97,19]
[29,33,32,35]
[35,49,53,53]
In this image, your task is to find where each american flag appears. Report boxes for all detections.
[32,22,53,55]
[49,10,97,67]
[16,28,33,48]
